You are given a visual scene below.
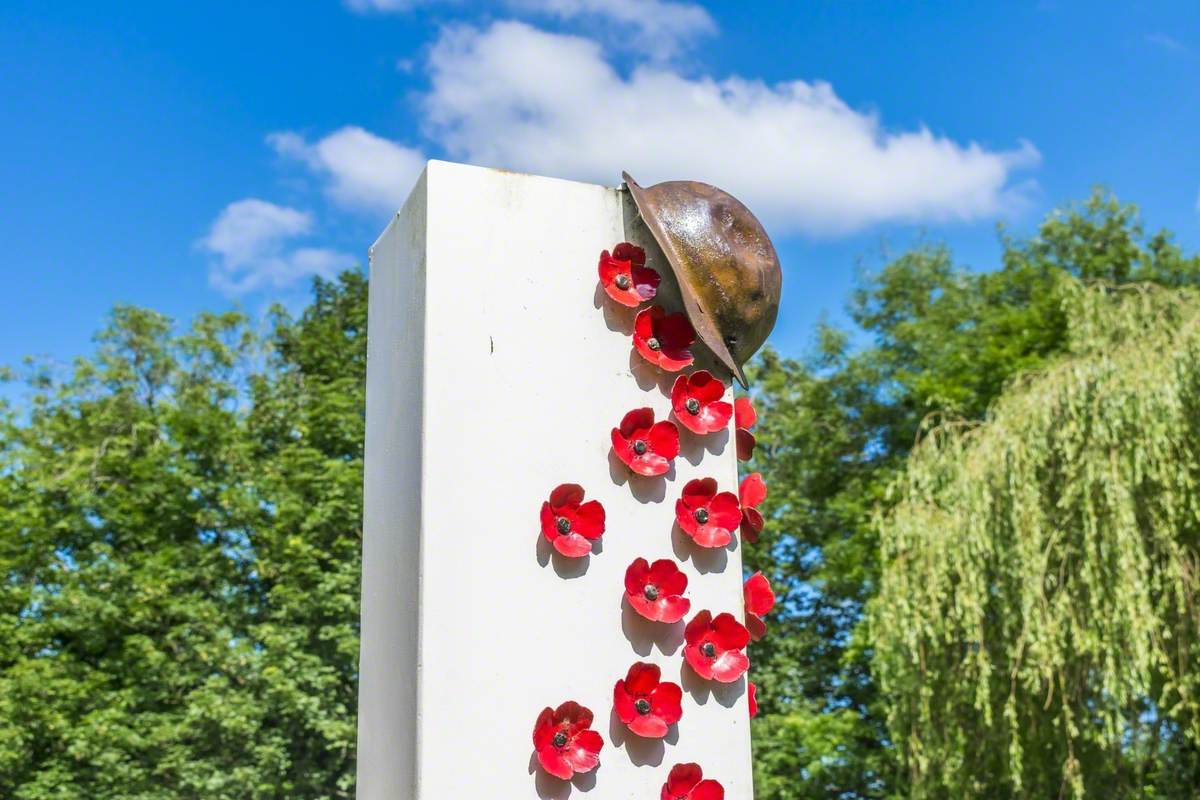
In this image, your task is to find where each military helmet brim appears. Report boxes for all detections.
[623,172,747,387]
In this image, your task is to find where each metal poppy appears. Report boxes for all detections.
[670,370,733,435]
[611,407,680,477]
[660,762,725,800]
[683,610,750,683]
[738,472,766,543]
[633,306,695,372]
[675,478,741,548]
[743,571,776,641]
[613,661,683,738]
[598,242,660,307]
[532,701,604,781]
[625,557,691,623]
[540,483,606,557]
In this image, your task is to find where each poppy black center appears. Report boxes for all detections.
[633,440,647,455]
[635,698,652,715]
[685,398,701,414]
[701,641,716,658]
[552,731,568,748]
[694,508,709,524]
[643,584,659,601]
[647,337,661,351]
[555,516,571,535]
[615,274,631,289]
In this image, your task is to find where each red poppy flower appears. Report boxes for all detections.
[540,484,606,557]
[613,661,683,738]
[748,681,758,718]
[683,610,750,683]
[533,701,604,780]
[625,557,691,623]
[611,408,680,477]
[633,306,695,372]
[743,571,776,641]
[675,478,741,548]
[660,763,725,800]
[670,371,733,435]
[599,243,660,307]
[734,397,757,461]
[738,472,766,544]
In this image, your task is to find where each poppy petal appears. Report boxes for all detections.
[693,778,726,800]
[651,681,683,725]
[743,572,776,616]
[658,594,691,624]
[647,421,680,460]
[736,428,756,461]
[552,532,593,557]
[746,613,767,642]
[613,680,638,724]
[684,610,712,645]
[712,613,751,650]
[625,558,650,596]
[537,746,574,780]
[710,649,750,682]
[625,661,661,695]
[734,397,757,429]
[629,713,669,738]
[666,763,704,796]
[739,473,767,508]
[573,500,606,538]
[564,730,603,773]
[549,483,585,509]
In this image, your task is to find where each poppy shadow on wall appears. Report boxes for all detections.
[671,524,728,574]
[627,349,678,394]
[536,536,591,579]
[710,677,746,710]
[607,709,668,767]
[676,427,716,467]
[680,663,712,705]
[620,601,685,657]
[595,283,638,336]
[607,450,668,504]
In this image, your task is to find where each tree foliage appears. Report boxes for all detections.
[872,280,1200,798]
[746,191,1200,798]
[0,274,367,799]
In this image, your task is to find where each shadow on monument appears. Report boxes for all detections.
[620,601,686,657]
[607,450,668,504]
[528,754,599,798]
[678,425,729,466]
[594,283,637,336]
[671,524,730,574]
[681,667,747,709]
[536,536,591,579]
[607,708,679,768]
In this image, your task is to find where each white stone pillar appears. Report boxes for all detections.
[359,161,754,798]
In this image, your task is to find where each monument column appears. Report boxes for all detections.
[359,161,756,798]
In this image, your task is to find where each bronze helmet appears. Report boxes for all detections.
[623,172,781,388]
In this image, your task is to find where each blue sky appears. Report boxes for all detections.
[2,0,1198,373]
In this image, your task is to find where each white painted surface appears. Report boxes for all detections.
[359,161,753,799]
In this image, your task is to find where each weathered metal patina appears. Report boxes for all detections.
[623,172,782,388]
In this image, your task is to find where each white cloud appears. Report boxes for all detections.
[343,0,422,11]
[420,21,1040,235]
[507,0,715,52]
[1146,32,1190,55]
[199,199,354,295]
[268,126,426,214]
[344,0,713,54]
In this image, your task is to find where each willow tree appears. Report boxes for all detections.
[872,279,1200,799]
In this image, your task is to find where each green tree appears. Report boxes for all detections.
[872,280,1200,798]
[0,273,367,799]
[745,191,1200,798]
